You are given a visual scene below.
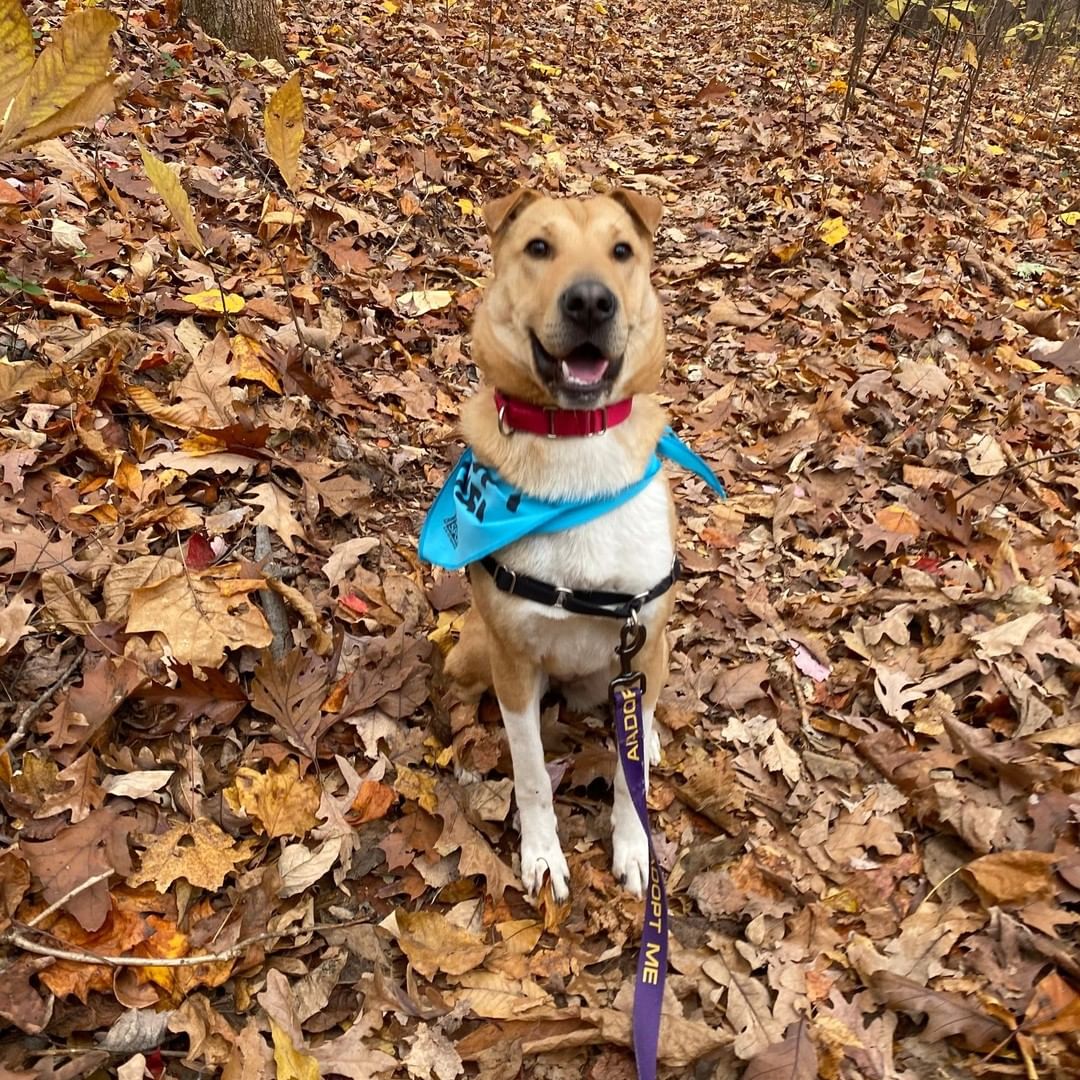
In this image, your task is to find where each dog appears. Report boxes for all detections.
[422,188,721,901]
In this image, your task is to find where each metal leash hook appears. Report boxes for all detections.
[614,608,647,683]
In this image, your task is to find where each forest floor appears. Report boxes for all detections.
[1,0,1080,1077]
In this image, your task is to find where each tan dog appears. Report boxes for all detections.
[444,188,675,899]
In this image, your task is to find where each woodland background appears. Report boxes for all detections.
[0,0,1079,1077]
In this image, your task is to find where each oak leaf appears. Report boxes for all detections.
[246,482,305,552]
[0,592,33,656]
[224,759,320,839]
[251,650,327,758]
[129,819,255,892]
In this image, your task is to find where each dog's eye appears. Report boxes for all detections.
[525,238,550,258]
[612,242,633,261]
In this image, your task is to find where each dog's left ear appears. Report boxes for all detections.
[611,188,664,239]
[483,187,540,239]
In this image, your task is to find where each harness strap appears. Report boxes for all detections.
[478,556,680,619]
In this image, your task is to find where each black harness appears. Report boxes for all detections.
[478,555,680,620]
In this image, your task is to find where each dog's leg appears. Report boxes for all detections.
[611,628,667,896]
[491,649,570,901]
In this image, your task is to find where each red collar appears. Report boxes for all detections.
[493,391,633,438]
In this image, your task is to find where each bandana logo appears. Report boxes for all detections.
[443,515,459,548]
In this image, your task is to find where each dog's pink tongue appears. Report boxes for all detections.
[561,357,609,385]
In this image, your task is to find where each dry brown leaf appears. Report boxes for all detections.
[392,909,493,980]
[963,850,1059,906]
[246,482,306,552]
[129,819,255,892]
[126,563,272,669]
[224,759,320,839]
[868,970,1013,1050]
[741,1017,818,1080]
[40,568,99,633]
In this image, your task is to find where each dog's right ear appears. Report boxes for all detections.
[483,187,539,239]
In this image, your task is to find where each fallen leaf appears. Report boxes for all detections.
[224,758,320,839]
[129,819,255,891]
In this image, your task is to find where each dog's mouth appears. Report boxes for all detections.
[530,333,621,403]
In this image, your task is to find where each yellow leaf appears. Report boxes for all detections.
[530,101,551,126]
[827,77,848,93]
[264,72,305,192]
[393,764,438,814]
[1,9,117,147]
[232,334,281,392]
[271,1018,321,1080]
[182,288,245,314]
[139,146,205,254]
[2,73,125,151]
[1060,211,1080,227]
[500,121,531,137]
[225,759,320,839]
[884,0,906,19]
[938,65,965,81]
[0,0,35,120]
[818,216,849,246]
[380,0,398,11]
[528,60,562,77]
[984,143,1007,156]
[962,39,978,66]
[455,197,475,216]
[397,289,453,316]
[931,7,962,28]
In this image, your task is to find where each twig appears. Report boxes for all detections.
[4,916,372,969]
[0,648,86,760]
[26,871,115,929]
[256,525,290,660]
[963,447,1080,492]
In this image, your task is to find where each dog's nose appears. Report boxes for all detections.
[560,280,617,329]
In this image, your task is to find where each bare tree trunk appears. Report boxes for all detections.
[184,0,284,60]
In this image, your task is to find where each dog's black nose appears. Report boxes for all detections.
[560,280,617,329]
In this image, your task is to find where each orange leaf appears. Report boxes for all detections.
[350,779,396,823]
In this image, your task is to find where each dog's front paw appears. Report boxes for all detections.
[612,817,650,897]
[520,835,570,902]
[648,728,661,768]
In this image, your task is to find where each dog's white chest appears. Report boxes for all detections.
[491,471,674,685]
[500,471,673,594]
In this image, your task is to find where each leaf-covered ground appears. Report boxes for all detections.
[2,0,1080,1076]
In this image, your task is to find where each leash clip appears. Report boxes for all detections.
[614,616,647,680]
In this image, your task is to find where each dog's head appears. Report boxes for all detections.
[471,189,666,409]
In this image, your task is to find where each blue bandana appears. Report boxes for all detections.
[418,428,725,571]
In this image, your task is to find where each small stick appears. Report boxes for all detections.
[26,871,115,929]
[4,916,372,969]
[256,525,289,660]
[0,648,86,760]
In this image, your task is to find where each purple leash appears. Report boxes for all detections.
[610,619,667,1080]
